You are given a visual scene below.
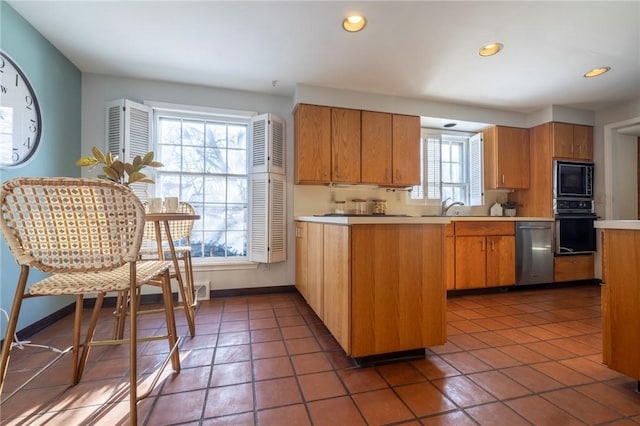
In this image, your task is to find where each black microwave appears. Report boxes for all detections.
[553,160,594,199]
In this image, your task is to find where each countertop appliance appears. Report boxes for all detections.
[553,160,594,199]
[516,221,554,285]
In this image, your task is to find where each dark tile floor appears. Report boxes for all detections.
[2,284,640,425]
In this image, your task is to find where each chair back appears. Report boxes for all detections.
[0,177,146,273]
[143,201,196,245]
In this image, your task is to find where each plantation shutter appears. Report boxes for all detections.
[469,132,484,206]
[249,172,286,263]
[426,135,442,202]
[251,113,285,175]
[105,99,152,198]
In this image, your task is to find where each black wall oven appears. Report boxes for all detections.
[555,215,597,254]
[553,160,594,199]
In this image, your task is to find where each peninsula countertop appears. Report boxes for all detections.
[295,215,555,225]
[594,220,640,230]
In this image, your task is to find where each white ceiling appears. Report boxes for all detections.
[8,0,640,128]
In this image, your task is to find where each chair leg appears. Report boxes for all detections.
[182,253,196,337]
[112,290,128,340]
[129,265,139,425]
[160,269,181,372]
[74,293,105,383]
[71,294,84,385]
[0,266,29,393]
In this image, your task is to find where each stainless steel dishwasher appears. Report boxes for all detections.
[515,221,554,285]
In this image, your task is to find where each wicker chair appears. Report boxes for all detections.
[0,177,180,424]
[113,201,197,339]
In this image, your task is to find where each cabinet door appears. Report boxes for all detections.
[361,111,393,184]
[331,108,361,183]
[454,236,487,289]
[486,235,515,287]
[306,223,324,318]
[294,222,308,299]
[552,122,576,159]
[392,115,421,186]
[294,104,331,183]
[572,124,593,161]
[323,225,351,352]
[484,126,530,189]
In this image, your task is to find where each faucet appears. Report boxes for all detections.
[441,198,465,216]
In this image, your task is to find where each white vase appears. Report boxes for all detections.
[504,208,516,217]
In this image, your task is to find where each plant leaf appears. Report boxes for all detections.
[143,152,154,164]
[76,157,98,166]
[103,166,121,182]
[148,161,164,168]
[127,171,147,184]
[91,147,106,163]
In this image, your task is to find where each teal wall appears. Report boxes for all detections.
[0,1,81,339]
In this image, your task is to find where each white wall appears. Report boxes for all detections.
[81,73,296,291]
[612,134,638,219]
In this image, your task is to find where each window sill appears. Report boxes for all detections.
[192,259,259,272]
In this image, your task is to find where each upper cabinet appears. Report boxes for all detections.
[331,108,361,183]
[392,114,421,186]
[361,111,393,184]
[294,103,420,186]
[552,122,593,161]
[294,104,331,183]
[483,125,530,189]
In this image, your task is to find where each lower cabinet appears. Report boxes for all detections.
[295,221,447,357]
[553,254,594,282]
[601,229,640,380]
[295,221,324,318]
[454,221,516,289]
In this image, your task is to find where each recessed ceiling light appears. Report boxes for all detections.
[444,122,457,128]
[584,66,611,78]
[479,42,503,57]
[343,14,367,32]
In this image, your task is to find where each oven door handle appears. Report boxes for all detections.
[555,215,598,219]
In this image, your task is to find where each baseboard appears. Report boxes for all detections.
[211,285,297,298]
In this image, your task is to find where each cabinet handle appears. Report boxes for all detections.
[570,144,574,154]
[501,174,505,184]
[396,169,401,181]
[481,240,485,251]
[490,240,495,251]
[385,169,390,181]
[577,144,582,155]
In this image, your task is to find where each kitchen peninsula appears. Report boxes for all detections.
[594,220,640,382]
[295,214,555,360]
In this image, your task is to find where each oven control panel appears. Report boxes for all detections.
[554,198,594,215]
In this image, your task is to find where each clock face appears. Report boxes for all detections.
[0,51,42,168]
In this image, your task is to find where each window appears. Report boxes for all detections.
[154,110,250,260]
[411,129,483,206]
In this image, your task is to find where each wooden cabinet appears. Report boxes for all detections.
[553,254,594,282]
[331,108,361,183]
[294,103,420,186]
[601,229,640,380]
[454,221,516,289]
[552,122,593,161]
[294,221,324,318]
[391,114,421,186]
[511,122,593,218]
[360,112,420,186]
[361,111,393,184]
[483,125,530,189]
[294,221,308,300]
[294,104,331,183]
[296,221,447,358]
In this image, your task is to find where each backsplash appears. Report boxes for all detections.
[294,185,510,217]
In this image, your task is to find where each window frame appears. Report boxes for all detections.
[410,128,483,206]
[150,103,257,265]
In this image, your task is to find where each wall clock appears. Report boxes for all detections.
[0,50,42,168]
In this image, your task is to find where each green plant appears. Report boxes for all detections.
[501,200,519,209]
[76,147,163,185]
